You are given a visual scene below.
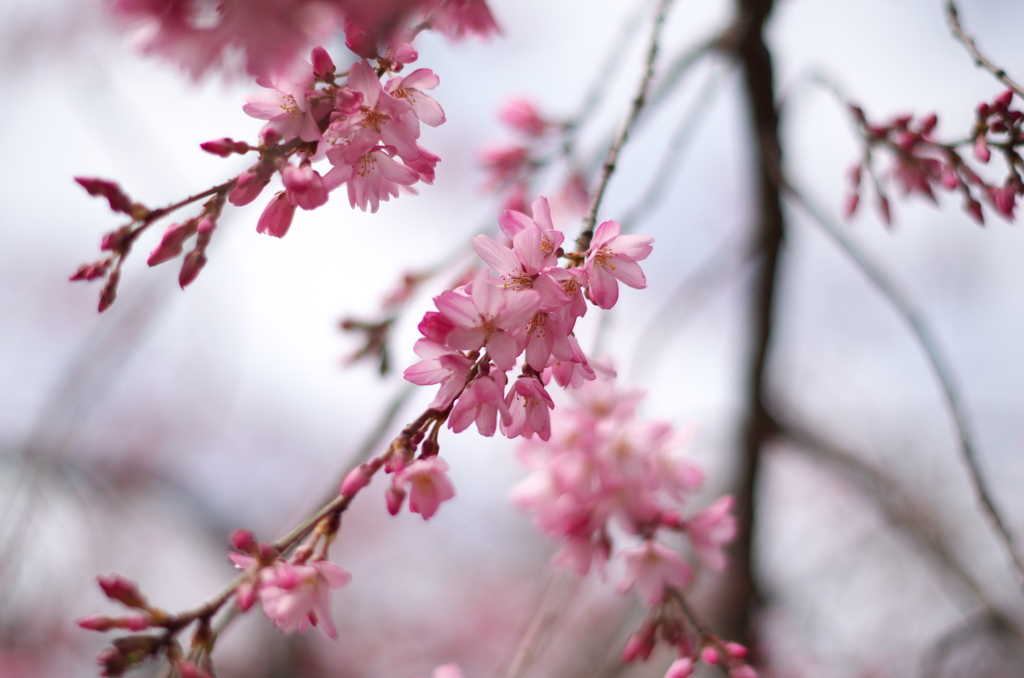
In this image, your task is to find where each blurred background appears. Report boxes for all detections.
[2,0,1024,676]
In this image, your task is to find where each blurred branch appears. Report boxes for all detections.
[782,182,1024,592]
[945,1,1024,100]
[918,608,1024,677]
[720,0,785,646]
[502,572,572,678]
[620,63,728,231]
[773,413,1021,640]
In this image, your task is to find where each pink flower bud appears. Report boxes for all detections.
[966,198,985,225]
[386,484,407,516]
[70,258,111,282]
[341,464,374,496]
[725,642,748,659]
[974,137,991,163]
[125,614,149,631]
[920,112,938,135]
[665,657,694,678]
[940,169,959,190]
[229,529,257,553]
[229,168,270,206]
[991,184,1017,219]
[148,221,198,266]
[77,614,116,632]
[200,137,249,157]
[178,250,207,288]
[621,632,655,663]
[994,89,1014,110]
[98,268,120,313]
[97,574,148,609]
[311,46,335,79]
[843,193,860,219]
[392,43,418,64]
[236,581,257,611]
[701,647,719,665]
[75,177,135,215]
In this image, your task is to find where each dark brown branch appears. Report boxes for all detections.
[720,0,784,647]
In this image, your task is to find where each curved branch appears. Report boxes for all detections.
[783,182,1024,591]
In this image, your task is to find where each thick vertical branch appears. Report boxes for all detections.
[720,0,783,646]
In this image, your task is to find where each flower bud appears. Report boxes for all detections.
[97,574,148,610]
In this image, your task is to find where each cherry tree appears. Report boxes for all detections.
[1,1,1023,677]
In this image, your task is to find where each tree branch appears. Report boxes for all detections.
[783,182,1024,591]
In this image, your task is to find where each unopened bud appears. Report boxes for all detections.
[311,46,336,79]
[97,574,147,610]
[701,646,719,665]
[994,89,1014,110]
[386,485,407,516]
[229,529,257,553]
[341,463,374,496]
[178,250,207,289]
[77,614,117,632]
[665,657,694,678]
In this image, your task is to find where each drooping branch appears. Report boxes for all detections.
[783,182,1024,591]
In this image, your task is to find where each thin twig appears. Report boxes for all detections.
[576,0,675,253]
[503,572,571,678]
[620,64,728,231]
[783,182,1024,591]
[775,413,1022,639]
[945,1,1024,100]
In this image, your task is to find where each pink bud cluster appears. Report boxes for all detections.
[72,45,449,310]
[403,197,654,445]
[845,89,1024,226]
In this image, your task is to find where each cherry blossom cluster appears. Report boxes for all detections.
[844,89,1024,226]
[509,372,747,677]
[106,0,498,79]
[72,43,447,311]
[481,98,589,214]
[403,197,653,447]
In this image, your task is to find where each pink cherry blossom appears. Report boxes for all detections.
[403,339,474,410]
[256,192,297,238]
[499,98,548,137]
[618,540,693,604]
[385,69,446,128]
[324,141,420,213]
[243,59,327,143]
[685,495,737,571]
[501,375,555,440]
[281,163,328,210]
[394,456,456,520]
[448,371,510,437]
[259,559,351,638]
[432,273,540,371]
[584,220,654,310]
